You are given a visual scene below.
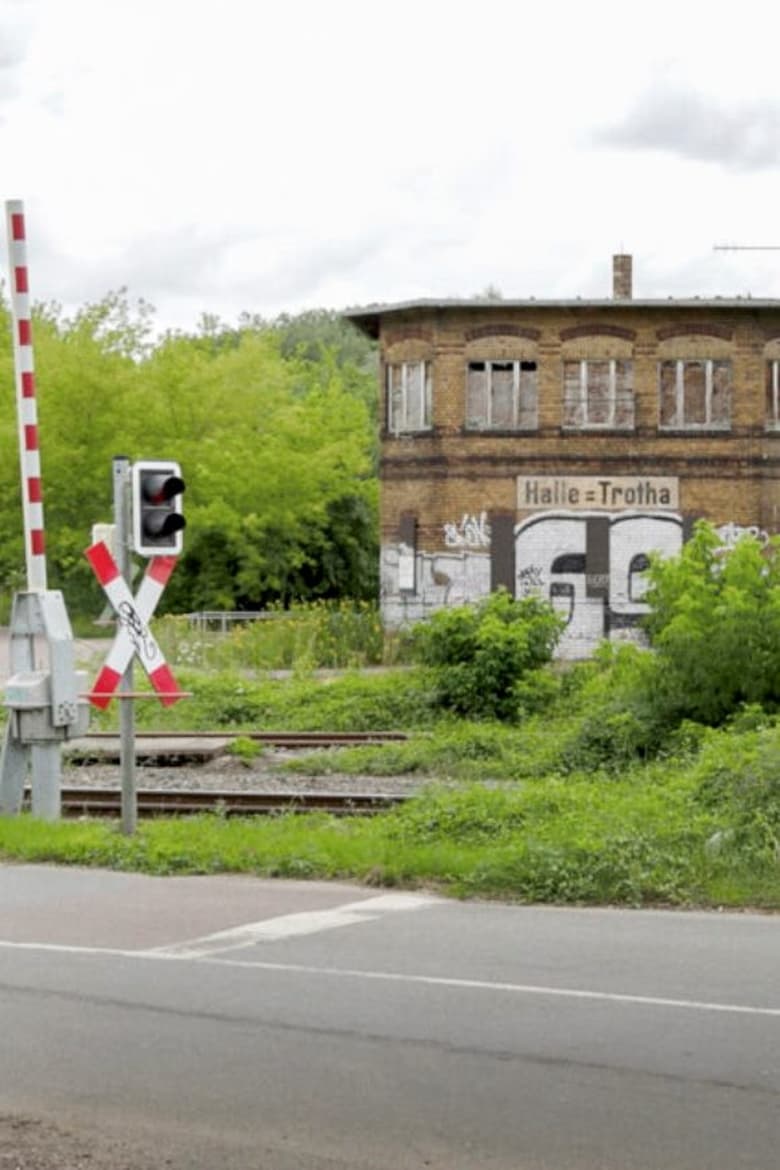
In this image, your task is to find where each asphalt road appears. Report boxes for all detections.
[1,864,778,1169]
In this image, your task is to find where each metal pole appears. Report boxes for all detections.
[113,455,136,835]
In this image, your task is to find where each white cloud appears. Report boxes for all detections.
[598,86,780,171]
[1,0,780,333]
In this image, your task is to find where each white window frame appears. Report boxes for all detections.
[563,359,634,430]
[658,359,731,431]
[386,360,432,434]
[465,359,538,430]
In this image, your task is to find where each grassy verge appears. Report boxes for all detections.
[3,666,778,909]
[1,764,778,909]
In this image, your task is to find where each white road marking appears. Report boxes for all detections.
[148,892,442,957]
[0,938,778,1019]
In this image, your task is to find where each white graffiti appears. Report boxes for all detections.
[443,512,491,548]
[383,512,763,658]
[714,522,769,549]
[515,511,684,658]
[380,544,491,626]
[517,564,544,595]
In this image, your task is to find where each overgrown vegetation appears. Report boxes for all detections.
[410,589,564,720]
[0,739,776,905]
[155,600,401,673]
[3,525,780,910]
[643,523,780,724]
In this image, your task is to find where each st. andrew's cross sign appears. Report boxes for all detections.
[86,540,182,708]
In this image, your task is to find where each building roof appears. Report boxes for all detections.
[344,297,780,339]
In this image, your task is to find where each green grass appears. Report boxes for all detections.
[154,605,408,673]
[4,664,779,910]
[1,762,777,909]
[90,667,436,733]
[279,716,578,781]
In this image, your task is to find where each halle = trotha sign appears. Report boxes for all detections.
[518,476,679,511]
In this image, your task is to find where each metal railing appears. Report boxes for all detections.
[185,611,283,633]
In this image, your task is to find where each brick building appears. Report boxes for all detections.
[345,256,780,656]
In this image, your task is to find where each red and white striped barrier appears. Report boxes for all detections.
[5,200,46,590]
[86,541,182,709]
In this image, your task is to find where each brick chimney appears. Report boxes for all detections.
[612,254,632,299]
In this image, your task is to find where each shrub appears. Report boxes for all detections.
[410,589,564,721]
[556,643,680,772]
[643,522,780,725]
[691,721,780,861]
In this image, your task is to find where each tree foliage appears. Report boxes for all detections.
[0,291,378,617]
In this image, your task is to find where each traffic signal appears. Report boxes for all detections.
[131,460,186,556]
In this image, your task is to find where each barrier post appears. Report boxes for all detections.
[6,200,47,592]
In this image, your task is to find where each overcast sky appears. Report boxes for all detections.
[3,0,780,335]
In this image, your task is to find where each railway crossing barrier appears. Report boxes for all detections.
[0,201,88,820]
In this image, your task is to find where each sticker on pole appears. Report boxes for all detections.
[85,540,182,709]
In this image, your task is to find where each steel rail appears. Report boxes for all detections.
[48,787,409,819]
[77,730,408,746]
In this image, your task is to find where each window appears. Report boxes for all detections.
[466,360,537,429]
[562,360,634,429]
[659,360,731,430]
[386,361,432,433]
[767,360,780,430]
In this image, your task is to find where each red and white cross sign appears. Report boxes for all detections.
[86,541,181,709]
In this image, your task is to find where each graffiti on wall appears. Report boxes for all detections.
[381,508,687,656]
[714,522,769,549]
[380,544,491,626]
[443,512,491,549]
[514,511,684,657]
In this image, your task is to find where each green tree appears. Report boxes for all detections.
[0,292,379,618]
[141,328,377,612]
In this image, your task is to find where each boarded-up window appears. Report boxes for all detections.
[562,360,635,429]
[386,362,432,433]
[711,362,731,426]
[491,363,514,427]
[587,362,611,425]
[466,360,538,430]
[388,364,404,430]
[686,362,706,422]
[767,360,780,429]
[658,360,731,429]
[659,361,678,427]
[466,362,488,427]
[614,361,635,428]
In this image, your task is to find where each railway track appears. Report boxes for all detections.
[73,730,408,743]
[67,730,408,761]
[45,787,409,819]
[55,730,413,818]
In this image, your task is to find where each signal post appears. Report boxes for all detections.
[0,200,188,827]
[87,457,186,833]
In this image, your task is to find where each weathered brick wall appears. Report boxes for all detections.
[380,305,780,546]
[376,302,780,649]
